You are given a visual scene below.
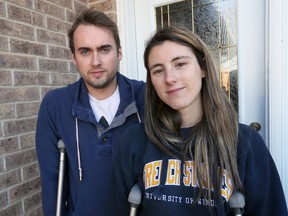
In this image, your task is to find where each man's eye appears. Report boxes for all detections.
[100,47,111,54]
[81,49,89,55]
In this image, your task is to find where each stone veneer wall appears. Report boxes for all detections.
[0,0,116,215]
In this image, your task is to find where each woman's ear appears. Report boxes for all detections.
[201,70,206,78]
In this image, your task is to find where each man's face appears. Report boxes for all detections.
[72,24,122,99]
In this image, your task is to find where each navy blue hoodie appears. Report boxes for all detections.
[109,123,288,215]
[36,72,145,216]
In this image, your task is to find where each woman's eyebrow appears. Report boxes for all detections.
[149,56,190,70]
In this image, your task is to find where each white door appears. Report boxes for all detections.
[118,0,267,140]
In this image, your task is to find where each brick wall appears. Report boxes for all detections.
[0,0,117,215]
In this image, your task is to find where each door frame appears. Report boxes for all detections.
[267,0,288,198]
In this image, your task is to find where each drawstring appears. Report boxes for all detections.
[75,118,83,181]
[137,112,141,123]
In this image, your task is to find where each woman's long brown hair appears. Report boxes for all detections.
[143,27,242,205]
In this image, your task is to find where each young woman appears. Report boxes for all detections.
[108,27,288,215]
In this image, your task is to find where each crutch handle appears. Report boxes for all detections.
[229,192,245,216]
[128,184,142,216]
[56,140,66,216]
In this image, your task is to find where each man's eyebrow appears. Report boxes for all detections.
[98,44,112,50]
[76,44,113,52]
[76,47,90,51]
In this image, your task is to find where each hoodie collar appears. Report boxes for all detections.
[72,72,139,124]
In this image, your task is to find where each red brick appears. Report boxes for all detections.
[5,149,37,170]
[20,133,36,149]
[10,38,47,56]
[39,58,69,72]
[0,19,35,40]
[0,137,19,154]
[23,192,42,213]
[16,102,40,118]
[26,206,43,216]
[3,118,37,137]
[9,177,41,203]
[14,71,50,86]
[32,12,45,28]
[0,191,8,209]
[0,87,40,103]
[0,54,37,70]
[37,29,66,46]
[0,201,23,216]
[92,0,116,13]
[22,163,40,181]
[35,0,65,20]
[48,45,71,59]
[0,36,8,52]
[66,10,76,23]
[0,70,12,86]
[0,169,21,190]
[0,2,6,17]
[46,0,73,10]
[4,0,33,8]
[74,1,88,13]
[8,4,32,24]
[47,16,71,34]
[0,157,4,172]
[0,103,15,120]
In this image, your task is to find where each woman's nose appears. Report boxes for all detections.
[165,69,177,84]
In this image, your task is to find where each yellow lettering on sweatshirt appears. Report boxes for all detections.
[166,159,181,185]
[144,160,162,189]
[183,161,197,187]
[143,159,233,201]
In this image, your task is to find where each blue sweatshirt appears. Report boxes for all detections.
[36,73,145,216]
[109,123,288,215]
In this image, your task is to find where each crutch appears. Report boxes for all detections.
[56,139,66,216]
[229,192,245,216]
[128,184,142,216]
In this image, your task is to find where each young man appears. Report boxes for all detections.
[36,9,145,216]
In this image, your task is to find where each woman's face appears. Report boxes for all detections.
[148,40,205,125]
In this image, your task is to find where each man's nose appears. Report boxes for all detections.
[91,52,101,66]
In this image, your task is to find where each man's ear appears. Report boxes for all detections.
[72,54,77,65]
[118,48,122,61]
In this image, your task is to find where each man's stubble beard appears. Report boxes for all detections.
[88,71,117,89]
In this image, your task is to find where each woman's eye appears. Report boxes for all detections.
[176,62,186,68]
[152,68,163,75]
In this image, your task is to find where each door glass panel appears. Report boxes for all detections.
[155,0,238,112]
